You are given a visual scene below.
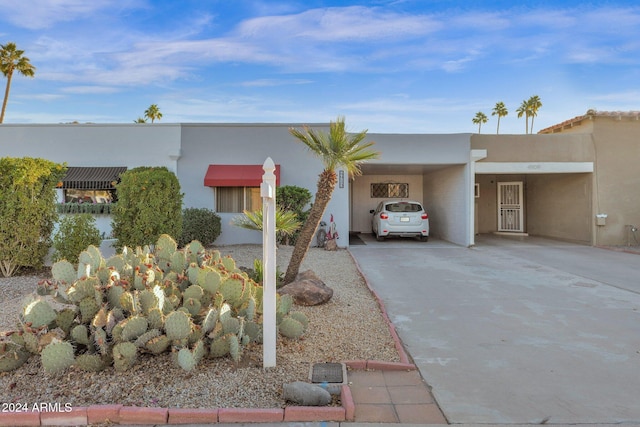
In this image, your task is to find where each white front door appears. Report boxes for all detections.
[497,181,524,232]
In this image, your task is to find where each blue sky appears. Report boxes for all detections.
[1,0,639,133]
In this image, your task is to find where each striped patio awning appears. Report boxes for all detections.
[61,166,127,190]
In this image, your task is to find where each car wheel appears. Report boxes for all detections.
[420,235,429,242]
[376,234,385,242]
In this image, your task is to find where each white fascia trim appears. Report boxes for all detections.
[475,162,594,174]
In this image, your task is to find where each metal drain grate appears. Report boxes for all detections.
[310,363,346,384]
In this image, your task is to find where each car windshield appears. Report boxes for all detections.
[385,202,422,213]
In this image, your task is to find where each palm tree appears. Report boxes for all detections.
[144,104,162,123]
[283,116,379,284]
[516,100,530,134]
[0,42,36,123]
[472,111,488,133]
[491,102,508,134]
[527,95,542,133]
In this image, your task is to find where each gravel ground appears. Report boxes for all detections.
[0,245,400,409]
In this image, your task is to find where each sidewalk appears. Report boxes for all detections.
[347,366,447,423]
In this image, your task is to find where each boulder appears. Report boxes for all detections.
[278,270,333,306]
[282,381,332,406]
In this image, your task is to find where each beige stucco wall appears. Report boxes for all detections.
[527,174,592,244]
[423,164,469,245]
[590,119,640,245]
[471,134,595,162]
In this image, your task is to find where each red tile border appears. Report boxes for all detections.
[283,405,345,422]
[218,408,283,423]
[341,384,355,421]
[0,411,40,427]
[119,406,168,425]
[87,404,122,424]
[168,408,218,424]
[39,406,87,426]
[367,360,416,371]
[343,359,368,369]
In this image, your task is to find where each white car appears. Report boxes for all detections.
[370,200,429,242]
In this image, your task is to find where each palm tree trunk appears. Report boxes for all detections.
[283,170,336,284]
[496,117,500,134]
[0,71,13,124]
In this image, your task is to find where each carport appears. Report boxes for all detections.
[349,133,476,247]
[471,134,596,245]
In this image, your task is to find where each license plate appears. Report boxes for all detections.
[400,217,410,222]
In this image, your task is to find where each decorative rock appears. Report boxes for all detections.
[282,381,332,406]
[278,270,333,306]
[324,239,338,251]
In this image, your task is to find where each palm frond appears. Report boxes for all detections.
[231,207,302,235]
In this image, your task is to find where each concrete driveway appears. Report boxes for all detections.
[349,234,640,424]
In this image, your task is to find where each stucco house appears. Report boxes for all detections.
[0,110,638,248]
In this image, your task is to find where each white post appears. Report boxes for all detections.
[261,157,277,368]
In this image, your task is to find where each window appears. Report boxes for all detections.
[216,187,262,213]
[371,183,409,198]
[64,189,115,204]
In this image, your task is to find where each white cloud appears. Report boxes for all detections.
[240,78,313,87]
[0,0,144,29]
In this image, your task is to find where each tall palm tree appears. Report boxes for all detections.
[472,111,488,133]
[491,102,508,134]
[283,116,379,284]
[144,104,162,123]
[516,99,530,134]
[0,42,36,123]
[527,95,542,133]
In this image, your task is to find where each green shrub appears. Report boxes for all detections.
[276,185,312,245]
[111,167,183,249]
[179,208,221,247]
[0,157,66,277]
[52,214,102,264]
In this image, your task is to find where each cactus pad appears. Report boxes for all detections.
[113,342,137,372]
[164,310,192,341]
[41,339,75,374]
[23,299,56,329]
[120,316,149,342]
[278,317,305,339]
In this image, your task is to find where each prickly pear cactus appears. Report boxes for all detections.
[6,234,312,373]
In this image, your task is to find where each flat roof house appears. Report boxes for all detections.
[1,110,638,247]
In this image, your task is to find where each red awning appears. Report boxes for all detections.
[203,164,280,187]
